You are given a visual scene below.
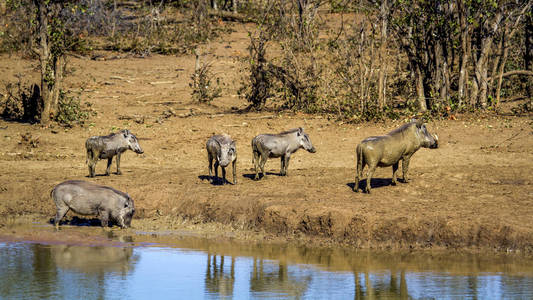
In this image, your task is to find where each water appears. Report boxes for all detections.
[1,232,533,299]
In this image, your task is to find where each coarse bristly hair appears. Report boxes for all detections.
[278,127,302,135]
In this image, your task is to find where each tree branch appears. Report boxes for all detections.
[488,70,533,81]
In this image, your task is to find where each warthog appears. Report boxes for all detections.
[206,134,237,185]
[354,119,438,193]
[252,127,316,180]
[86,129,143,177]
[51,180,135,228]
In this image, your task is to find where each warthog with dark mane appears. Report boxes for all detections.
[354,119,438,193]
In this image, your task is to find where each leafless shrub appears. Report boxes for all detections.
[190,51,222,103]
[0,77,41,123]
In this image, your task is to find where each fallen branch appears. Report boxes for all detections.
[222,122,248,127]
[488,70,533,81]
[110,76,133,83]
[247,115,275,120]
[149,81,174,85]
[135,93,155,99]
[500,95,527,103]
[209,114,226,118]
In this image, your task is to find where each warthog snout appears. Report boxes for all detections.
[218,156,231,168]
[308,147,317,153]
[430,134,439,149]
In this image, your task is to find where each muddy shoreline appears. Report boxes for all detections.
[1,210,532,256]
[1,52,532,255]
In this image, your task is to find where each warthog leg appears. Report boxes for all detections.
[366,164,377,193]
[253,151,260,180]
[259,155,268,179]
[87,150,97,177]
[99,210,109,227]
[88,162,95,178]
[214,161,220,182]
[117,215,126,228]
[116,153,122,175]
[392,162,399,185]
[54,206,69,229]
[232,159,237,184]
[221,166,227,184]
[280,154,291,176]
[208,153,214,182]
[354,147,364,193]
[402,157,411,183]
[105,158,113,176]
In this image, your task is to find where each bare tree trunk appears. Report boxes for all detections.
[0,1,6,15]
[434,41,443,105]
[475,38,492,108]
[377,0,389,111]
[457,5,469,105]
[495,35,509,105]
[232,0,237,13]
[36,0,51,124]
[473,11,502,108]
[490,34,503,93]
[415,63,427,111]
[211,0,218,10]
[495,3,531,104]
[193,48,200,89]
[525,8,533,99]
[399,26,426,112]
[51,56,65,115]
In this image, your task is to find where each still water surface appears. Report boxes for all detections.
[1,232,533,299]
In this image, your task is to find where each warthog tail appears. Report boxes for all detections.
[356,144,364,173]
[251,139,257,165]
[50,185,57,199]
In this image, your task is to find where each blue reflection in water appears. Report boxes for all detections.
[1,242,533,300]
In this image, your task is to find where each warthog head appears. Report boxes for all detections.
[218,141,236,168]
[297,128,316,153]
[415,120,438,149]
[122,130,144,154]
[117,195,135,229]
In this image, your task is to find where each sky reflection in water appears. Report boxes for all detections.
[1,240,533,299]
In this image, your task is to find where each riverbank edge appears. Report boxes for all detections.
[0,213,532,257]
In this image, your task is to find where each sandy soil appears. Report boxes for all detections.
[0,25,532,253]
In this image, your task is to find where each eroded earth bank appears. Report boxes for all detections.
[0,52,532,254]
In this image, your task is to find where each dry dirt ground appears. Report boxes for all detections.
[0,26,532,253]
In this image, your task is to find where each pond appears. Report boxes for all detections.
[1,230,532,299]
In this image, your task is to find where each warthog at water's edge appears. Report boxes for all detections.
[252,127,316,180]
[206,134,237,185]
[51,180,134,228]
[354,119,438,193]
[86,129,143,177]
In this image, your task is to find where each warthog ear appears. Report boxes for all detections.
[415,119,424,128]
[297,127,303,136]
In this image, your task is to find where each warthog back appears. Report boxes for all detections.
[52,180,134,228]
